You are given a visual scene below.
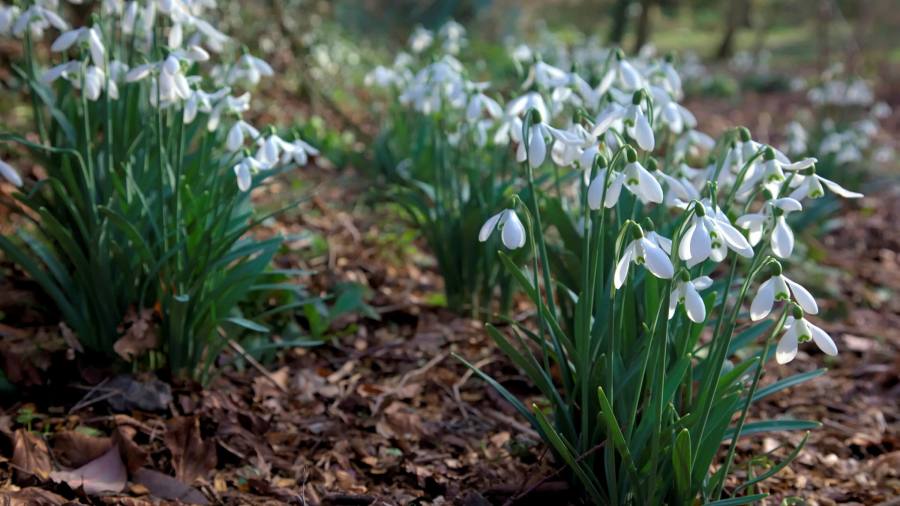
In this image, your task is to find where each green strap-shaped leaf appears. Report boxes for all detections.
[704,493,768,505]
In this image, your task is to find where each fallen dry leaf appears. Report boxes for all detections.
[11,429,51,481]
[50,445,127,495]
[113,425,148,473]
[52,430,112,468]
[164,417,216,484]
[0,487,68,505]
[113,308,158,361]
[132,468,209,504]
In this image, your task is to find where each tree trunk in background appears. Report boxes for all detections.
[633,0,653,53]
[715,0,748,60]
[609,0,631,45]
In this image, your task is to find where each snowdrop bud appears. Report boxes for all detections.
[763,147,775,161]
[738,127,751,143]
[791,304,804,320]
[0,159,23,187]
[226,123,244,151]
[625,146,637,163]
[646,158,658,172]
[529,107,542,124]
[631,90,643,106]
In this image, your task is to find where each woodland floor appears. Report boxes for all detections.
[0,89,898,505]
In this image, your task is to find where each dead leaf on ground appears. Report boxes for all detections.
[132,468,209,504]
[113,308,158,361]
[50,445,127,495]
[113,425,148,473]
[164,417,217,484]
[11,429,51,481]
[0,487,68,505]
[52,430,112,468]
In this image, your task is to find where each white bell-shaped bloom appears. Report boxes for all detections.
[51,27,105,67]
[592,102,626,137]
[750,273,818,321]
[736,197,803,258]
[465,92,503,122]
[233,156,263,192]
[776,316,838,364]
[587,168,625,210]
[668,275,713,323]
[679,202,754,267]
[787,172,863,200]
[408,26,433,53]
[626,103,655,152]
[623,161,664,204]
[506,92,549,123]
[479,209,526,250]
[614,236,675,289]
[0,159,23,187]
[226,120,260,152]
[280,139,320,167]
[516,122,580,169]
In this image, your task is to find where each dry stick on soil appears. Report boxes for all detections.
[372,352,448,414]
[223,332,288,394]
[67,378,113,414]
[452,357,496,420]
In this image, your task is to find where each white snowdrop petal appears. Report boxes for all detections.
[614,247,634,289]
[819,176,863,198]
[0,160,23,187]
[771,216,795,259]
[785,277,819,315]
[684,282,706,323]
[479,211,504,242]
[809,323,838,356]
[502,211,526,249]
[750,277,776,321]
[775,330,799,364]
[641,239,674,280]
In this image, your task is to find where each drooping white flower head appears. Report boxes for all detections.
[750,266,818,322]
[736,197,802,258]
[479,209,526,250]
[679,201,754,267]
[668,274,713,323]
[614,232,674,289]
[776,313,838,364]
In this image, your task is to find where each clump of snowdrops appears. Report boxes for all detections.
[367,21,525,316]
[376,26,863,504]
[0,0,321,381]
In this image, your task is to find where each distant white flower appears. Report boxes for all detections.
[466,91,503,122]
[668,275,713,323]
[750,272,818,321]
[679,202,754,267]
[409,26,433,53]
[479,209,526,250]
[516,119,580,169]
[51,26,106,66]
[233,156,263,192]
[0,159,23,187]
[12,4,69,40]
[787,171,863,200]
[280,139,319,166]
[226,120,260,152]
[226,53,274,87]
[614,235,674,289]
[776,316,837,364]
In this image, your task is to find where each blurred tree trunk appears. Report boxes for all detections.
[715,0,750,60]
[632,0,653,53]
[609,0,631,45]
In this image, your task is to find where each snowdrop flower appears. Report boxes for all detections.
[409,26,433,53]
[226,53,274,87]
[739,148,814,197]
[226,120,260,152]
[0,159,23,187]
[655,168,700,209]
[506,91,549,123]
[658,100,696,135]
[526,61,571,89]
[623,155,664,205]
[1,6,22,37]
[12,4,69,39]
[51,26,105,66]
[515,110,580,168]
[736,197,802,258]
[626,92,654,152]
[280,138,319,166]
[591,101,627,137]
[233,156,263,192]
[679,201,754,267]
[588,167,625,210]
[668,274,713,323]
[614,231,675,289]
[786,166,863,200]
[479,209,526,250]
[614,54,643,91]
[206,92,249,132]
[465,89,503,122]
[776,312,837,364]
[439,20,466,54]
[750,267,818,321]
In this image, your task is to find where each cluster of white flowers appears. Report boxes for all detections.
[368,21,865,365]
[0,0,318,191]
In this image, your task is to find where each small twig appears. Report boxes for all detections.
[452,356,495,420]
[483,409,541,442]
[372,352,447,414]
[67,377,112,414]
[225,333,288,394]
